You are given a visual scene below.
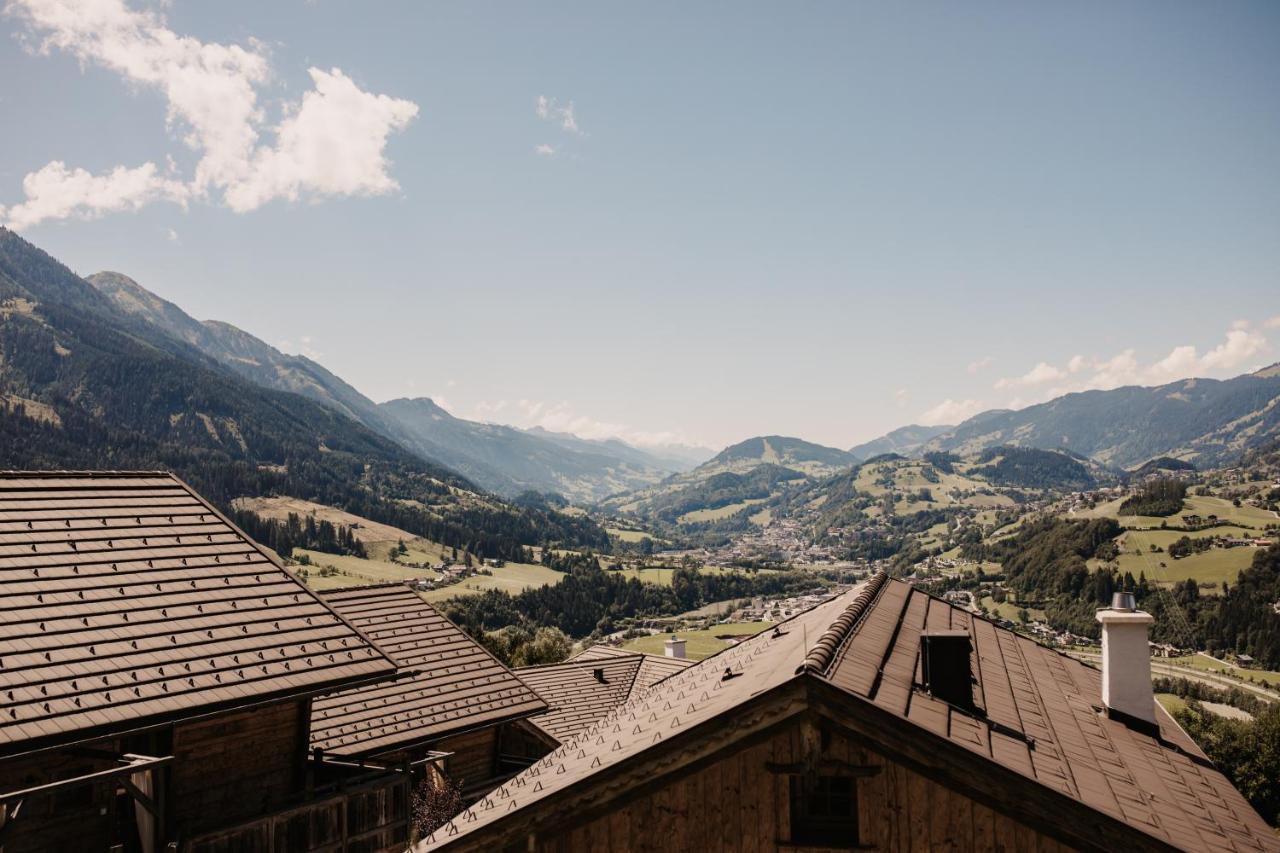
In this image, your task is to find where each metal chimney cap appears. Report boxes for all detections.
[1111,591,1136,612]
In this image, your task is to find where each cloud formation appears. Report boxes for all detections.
[992,322,1270,401]
[966,356,993,375]
[535,95,580,135]
[918,398,985,427]
[474,398,695,449]
[1,0,418,229]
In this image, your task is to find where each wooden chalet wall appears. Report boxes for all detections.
[435,728,498,796]
[170,700,310,837]
[0,737,120,853]
[533,722,1077,853]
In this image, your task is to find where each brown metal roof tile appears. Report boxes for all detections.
[310,584,547,756]
[0,471,396,757]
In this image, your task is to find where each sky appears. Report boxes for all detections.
[1,1,1278,452]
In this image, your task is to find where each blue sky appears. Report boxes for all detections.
[2,1,1278,451]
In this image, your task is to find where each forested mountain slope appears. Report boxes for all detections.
[85,267,682,501]
[915,374,1280,469]
[0,228,607,558]
[378,397,673,502]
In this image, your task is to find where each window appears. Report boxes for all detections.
[790,774,859,847]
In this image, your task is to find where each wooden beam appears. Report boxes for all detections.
[764,760,882,778]
[120,776,158,818]
[0,755,173,805]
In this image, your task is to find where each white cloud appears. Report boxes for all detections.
[474,398,695,448]
[1265,315,1280,330]
[991,321,1273,408]
[277,334,323,360]
[3,0,417,228]
[535,95,581,135]
[893,388,909,408]
[966,356,993,374]
[1,160,189,229]
[164,226,179,242]
[1200,327,1268,371]
[918,398,984,427]
[534,143,557,157]
[993,361,1066,390]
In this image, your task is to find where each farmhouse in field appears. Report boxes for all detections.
[419,574,1278,852]
[0,472,408,853]
[311,583,555,800]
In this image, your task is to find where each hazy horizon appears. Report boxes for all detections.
[3,1,1278,449]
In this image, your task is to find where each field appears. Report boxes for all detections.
[1083,495,1277,529]
[1166,654,1280,689]
[233,495,421,543]
[677,498,767,524]
[614,566,775,586]
[607,527,655,543]
[620,622,773,660]
[290,548,564,599]
[1110,527,1263,590]
[419,563,566,603]
[978,596,1046,624]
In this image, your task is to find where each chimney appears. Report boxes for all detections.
[592,667,606,683]
[920,630,974,711]
[664,637,687,659]
[1096,592,1157,731]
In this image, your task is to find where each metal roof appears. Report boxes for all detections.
[0,471,397,758]
[821,577,1277,852]
[516,656,645,741]
[310,584,548,757]
[570,644,695,686]
[420,576,1279,852]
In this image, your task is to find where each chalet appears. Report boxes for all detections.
[515,648,693,741]
[419,574,1277,852]
[0,472,408,853]
[310,584,555,801]
[1235,654,1255,669]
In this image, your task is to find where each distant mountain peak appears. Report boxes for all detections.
[847,423,953,460]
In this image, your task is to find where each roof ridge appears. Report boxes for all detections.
[796,571,888,675]
[516,654,646,673]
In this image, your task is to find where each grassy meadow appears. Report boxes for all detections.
[620,622,773,660]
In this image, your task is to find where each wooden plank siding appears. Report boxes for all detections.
[0,737,121,853]
[170,700,310,836]
[531,721,1077,852]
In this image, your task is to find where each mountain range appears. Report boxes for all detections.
[912,372,1280,469]
[0,228,607,557]
[847,423,953,460]
[83,269,707,501]
[5,227,1279,525]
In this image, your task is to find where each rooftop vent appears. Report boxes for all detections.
[592,668,606,683]
[920,630,973,711]
[664,637,687,660]
[1097,592,1157,732]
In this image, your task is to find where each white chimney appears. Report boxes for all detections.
[1096,592,1157,730]
[664,637,687,659]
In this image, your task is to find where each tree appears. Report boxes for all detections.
[410,771,463,842]
[511,627,572,667]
